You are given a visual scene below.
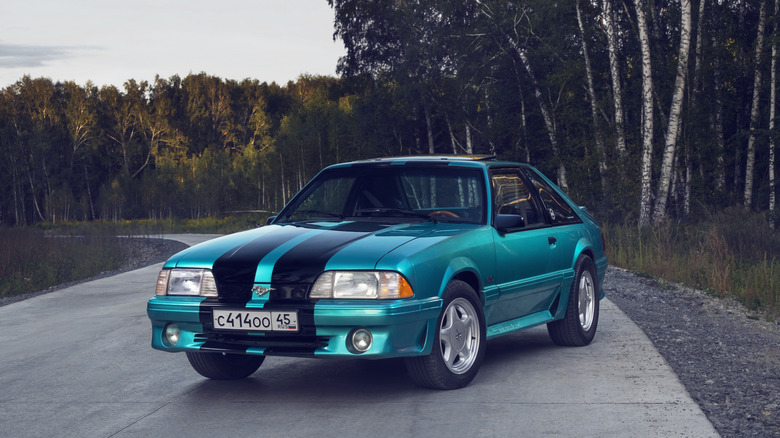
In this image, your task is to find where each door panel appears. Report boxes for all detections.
[488,169,563,325]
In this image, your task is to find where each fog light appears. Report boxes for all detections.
[164,324,181,346]
[350,328,373,353]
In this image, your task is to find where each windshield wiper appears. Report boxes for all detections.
[290,209,344,220]
[355,207,437,223]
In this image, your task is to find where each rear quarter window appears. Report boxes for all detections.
[522,169,580,225]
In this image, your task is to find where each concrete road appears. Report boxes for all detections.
[0,235,719,438]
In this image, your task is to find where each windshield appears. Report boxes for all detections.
[277,166,486,224]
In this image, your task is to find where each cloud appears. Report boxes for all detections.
[0,42,95,68]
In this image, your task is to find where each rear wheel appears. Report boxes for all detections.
[186,351,264,380]
[547,255,599,346]
[405,280,486,390]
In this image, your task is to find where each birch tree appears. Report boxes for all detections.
[577,0,607,187]
[477,2,568,190]
[603,0,627,157]
[744,0,768,208]
[771,0,778,227]
[637,0,655,226]
[652,0,693,224]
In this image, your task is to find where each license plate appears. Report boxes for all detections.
[212,309,298,332]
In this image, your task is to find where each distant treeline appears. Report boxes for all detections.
[1,0,778,227]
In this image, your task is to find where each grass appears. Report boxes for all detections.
[604,206,780,318]
[36,213,266,236]
[0,214,263,300]
[0,227,123,299]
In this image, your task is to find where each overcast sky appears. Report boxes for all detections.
[0,0,346,89]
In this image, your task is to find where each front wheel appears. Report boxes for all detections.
[405,280,486,390]
[547,255,600,346]
[186,351,264,380]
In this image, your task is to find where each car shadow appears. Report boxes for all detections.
[182,326,559,401]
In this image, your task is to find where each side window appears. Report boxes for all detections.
[491,172,544,226]
[522,169,580,225]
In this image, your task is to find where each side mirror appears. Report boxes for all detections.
[494,214,525,234]
[266,216,277,225]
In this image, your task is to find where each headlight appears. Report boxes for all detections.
[155,269,218,297]
[310,271,414,299]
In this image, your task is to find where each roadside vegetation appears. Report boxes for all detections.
[0,227,122,299]
[36,214,265,236]
[0,216,261,300]
[605,207,779,318]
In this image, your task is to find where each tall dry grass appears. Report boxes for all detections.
[0,227,123,299]
[604,206,779,317]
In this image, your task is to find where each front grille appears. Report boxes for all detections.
[195,333,329,356]
[218,282,251,302]
[216,282,311,303]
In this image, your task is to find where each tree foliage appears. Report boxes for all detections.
[0,0,778,227]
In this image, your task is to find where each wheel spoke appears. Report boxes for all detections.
[578,271,595,331]
[438,297,481,374]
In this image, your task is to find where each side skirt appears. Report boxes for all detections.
[485,310,554,340]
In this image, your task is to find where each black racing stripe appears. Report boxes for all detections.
[199,225,331,356]
[253,226,379,356]
[211,225,311,304]
[270,228,375,284]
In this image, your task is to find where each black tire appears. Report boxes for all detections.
[186,351,264,380]
[405,280,486,390]
[547,255,600,346]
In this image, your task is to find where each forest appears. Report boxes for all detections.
[0,0,777,229]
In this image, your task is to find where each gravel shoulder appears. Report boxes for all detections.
[605,266,780,437]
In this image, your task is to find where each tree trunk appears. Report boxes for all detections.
[510,39,568,190]
[465,121,473,154]
[744,0,768,208]
[483,86,497,155]
[446,115,458,154]
[685,0,707,217]
[653,0,692,224]
[771,0,778,228]
[424,102,435,154]
[577,0,607,188]
[711,37,727,191]
[637,0,655,227]
[603,0,627,157]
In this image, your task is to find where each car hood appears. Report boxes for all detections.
[165,221,471,286]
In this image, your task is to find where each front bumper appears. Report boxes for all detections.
[147,296,442,358]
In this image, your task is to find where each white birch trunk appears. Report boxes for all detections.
[511,39,568,190]
[484,87,497,155]
[465,121,473,154]
[771,0,778,228]
[652,0,692,224]
[424,102,435,155]
[446,115,458,154]
[637,0,655,227]
[577,0,607,185]
[744,0,768,208]
[603,0,627,156]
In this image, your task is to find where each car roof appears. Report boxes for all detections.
[327,155,530,169]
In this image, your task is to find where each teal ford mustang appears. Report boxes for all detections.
[147,156,607,389]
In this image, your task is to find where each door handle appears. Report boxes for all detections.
[548,237,557,245]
